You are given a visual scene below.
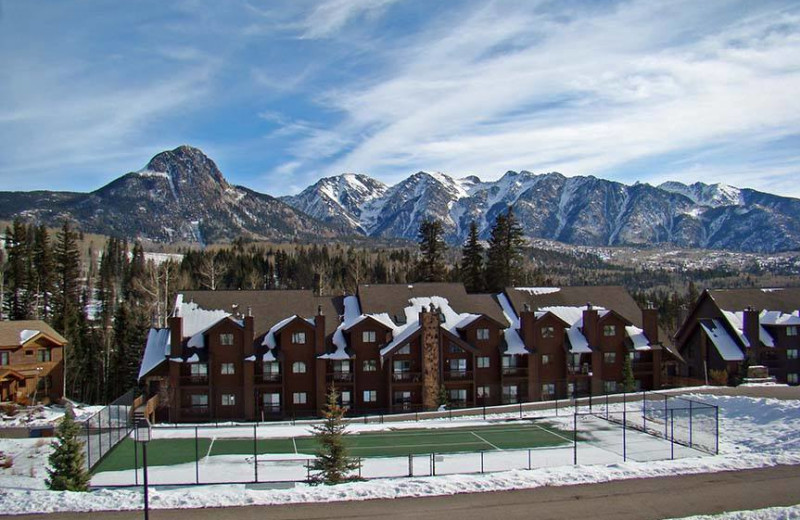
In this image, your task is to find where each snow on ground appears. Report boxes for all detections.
[669,505,800,520]
[1,392,799,515]
[0,403,103,429]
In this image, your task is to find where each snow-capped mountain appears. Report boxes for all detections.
[283,170,800,253]
[0,146,339,244]
[282,174,387,233]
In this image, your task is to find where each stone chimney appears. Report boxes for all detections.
[519,302,536,349]
[582,303,599,347]
[743,306,760,349]
[642,302,659,344]
[167,315,182,357]
[420,307,442,410]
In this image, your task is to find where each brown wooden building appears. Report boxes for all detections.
[674,288,800,385]
[0,320,66,404]
[139,284,677,422]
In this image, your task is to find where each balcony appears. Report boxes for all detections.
[444,370,473,381]
[568,364,591,376]
[392,371,421,383]
[180,375,208,386]
[327,372,354,383]
[501,367,528,378]
[260,373,282,384]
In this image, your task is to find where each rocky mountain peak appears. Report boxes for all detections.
[142,145,229,193]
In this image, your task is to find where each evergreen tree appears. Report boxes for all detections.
[309,385,361,485]
[5,219,32,319]
[31,224,54,320]
[437,384,449,409]
[460,220,484,293]
[53,220,82,335]
[621,353,635,392]
[485,207,525,292]
[416,218,447,282]
[46,408,90,491]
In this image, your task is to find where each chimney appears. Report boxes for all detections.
[314,304,326,356]
[520,303,536,348]
[167,315,182,358]
[743,306,760,349]
[243,312,255,357]
[642,302,659,345]
[313,273,322,296]
[582,304,599,347]
[420,305,442,410]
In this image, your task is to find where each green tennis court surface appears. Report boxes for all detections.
[94,421,573,474]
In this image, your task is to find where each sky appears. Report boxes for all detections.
[1,0,799,197]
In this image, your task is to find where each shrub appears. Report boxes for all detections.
[709,369,728,386]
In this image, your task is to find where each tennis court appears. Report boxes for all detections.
[94,420,573,474]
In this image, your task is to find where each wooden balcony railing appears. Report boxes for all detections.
[180,375,208,386]
[444,370,473,381]
[327,372,354,383]
[501,367,528,377]
[260,373,282,383]
[392,372,422,383]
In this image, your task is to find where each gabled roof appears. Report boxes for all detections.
[708,288,800,314]
[505,286,645,327]
[700,319,745,361]
[0,368,25,382]
[0,320,67,348]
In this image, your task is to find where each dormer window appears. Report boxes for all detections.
[220,333,234,345]
[477,328,490,340]
[603,325,616,337]
[362,330,376,343]
[292,332,306,344]
[787,326,798,337]
[541,326,555,338]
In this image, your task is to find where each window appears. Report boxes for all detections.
[292,332,306,344]
[263,362,280,374]
[542,383,555,396]
[449,358,466,372]
[334,360,350,373]
[449,389,467,402]
[263,393,280,408]
[191,394,208,407]
[293,392,307,404]
[292,361,307,374]
[221,394,236,406]
[0,352,8,366]
[341,391,351,405]
[604,381,617,393]
[477,386,491,398]
[541,326,555,338]
[502,385,518,403]
[190,363,208,377]
[397,345,411,355]
[448,343,462,353]
[542,354,551,365]
[788,349,799,360]
[603,325,616,337]
[477,328,490,340]
[362,330,376,343]
[394,391,412,404]
[788,373,798,384]
[363,390,377,403]
[37,349,51,362]
[363,359,378,372]
[477,356,490,368]
[25,350,33,357]
[393,360,410,373]
[220,333,234,345]
[788,326,798,337]
[221,363,235,375]
[604,352,617,364]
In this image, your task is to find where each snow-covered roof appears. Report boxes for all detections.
[625,326,652,351]
[327,295,363,359]
[701,320,745,361]
[262,315,306,348]
[515,287,561,296]
[175,294,231,348]
[185,353,200,363]
[566,327,591,353]
[496,293,527,355]
[19,329,40,344]
[721,310,775,348]
[138,328,171,380]
[540,305,607,354]
[759,310,800,326]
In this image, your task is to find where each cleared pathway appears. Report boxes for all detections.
[9,464,800,520]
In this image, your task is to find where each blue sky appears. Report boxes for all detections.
[1,0,799,197]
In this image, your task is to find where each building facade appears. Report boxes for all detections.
[0,320,66,404]
[674,288,800,385]
[139,284,675,422]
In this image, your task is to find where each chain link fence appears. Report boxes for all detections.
[80,389,136,470]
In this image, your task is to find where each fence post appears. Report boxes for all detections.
[670,409,675,460]
[306,460,311,483]
[253,424,258,483]
[195,426,200,484]
[689,400,693,448]
[664,395,669,439]
[528,449,532,470]
[432,453,436,476]
[623,408,627,462]
[715,406,719,455]
[642,391,647,432]
[358,458,362,479]
[408,453,413,477]
[605,394,609,420]
[519,402,523,419]
[480,451,484,473]
[555,397,558,416]
[573,412,577,465]
[134,434,139,486]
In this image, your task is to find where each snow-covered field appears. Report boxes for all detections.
[0,392,798,515]
[670,505,800,520]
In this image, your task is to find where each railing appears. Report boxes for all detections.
[392,372,422,383]
[502,367,528,377]
[327,372,354,383]
[180,375,209,385]
[259,373,282,383]
[568,365,591,375]
[444,370,473,381]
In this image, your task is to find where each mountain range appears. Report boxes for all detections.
[1,145,799,253]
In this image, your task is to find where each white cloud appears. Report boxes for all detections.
[301,0,400,39]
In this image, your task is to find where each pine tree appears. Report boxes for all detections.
[46,408,90,491]
[485,207,525,292]
[416,218,447,282]
[6,219,32,320]
[31,224,54,320]
[309,385,361,485]
[621,353,635,392]
[460,220,484,293]
[437,384,449,409]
